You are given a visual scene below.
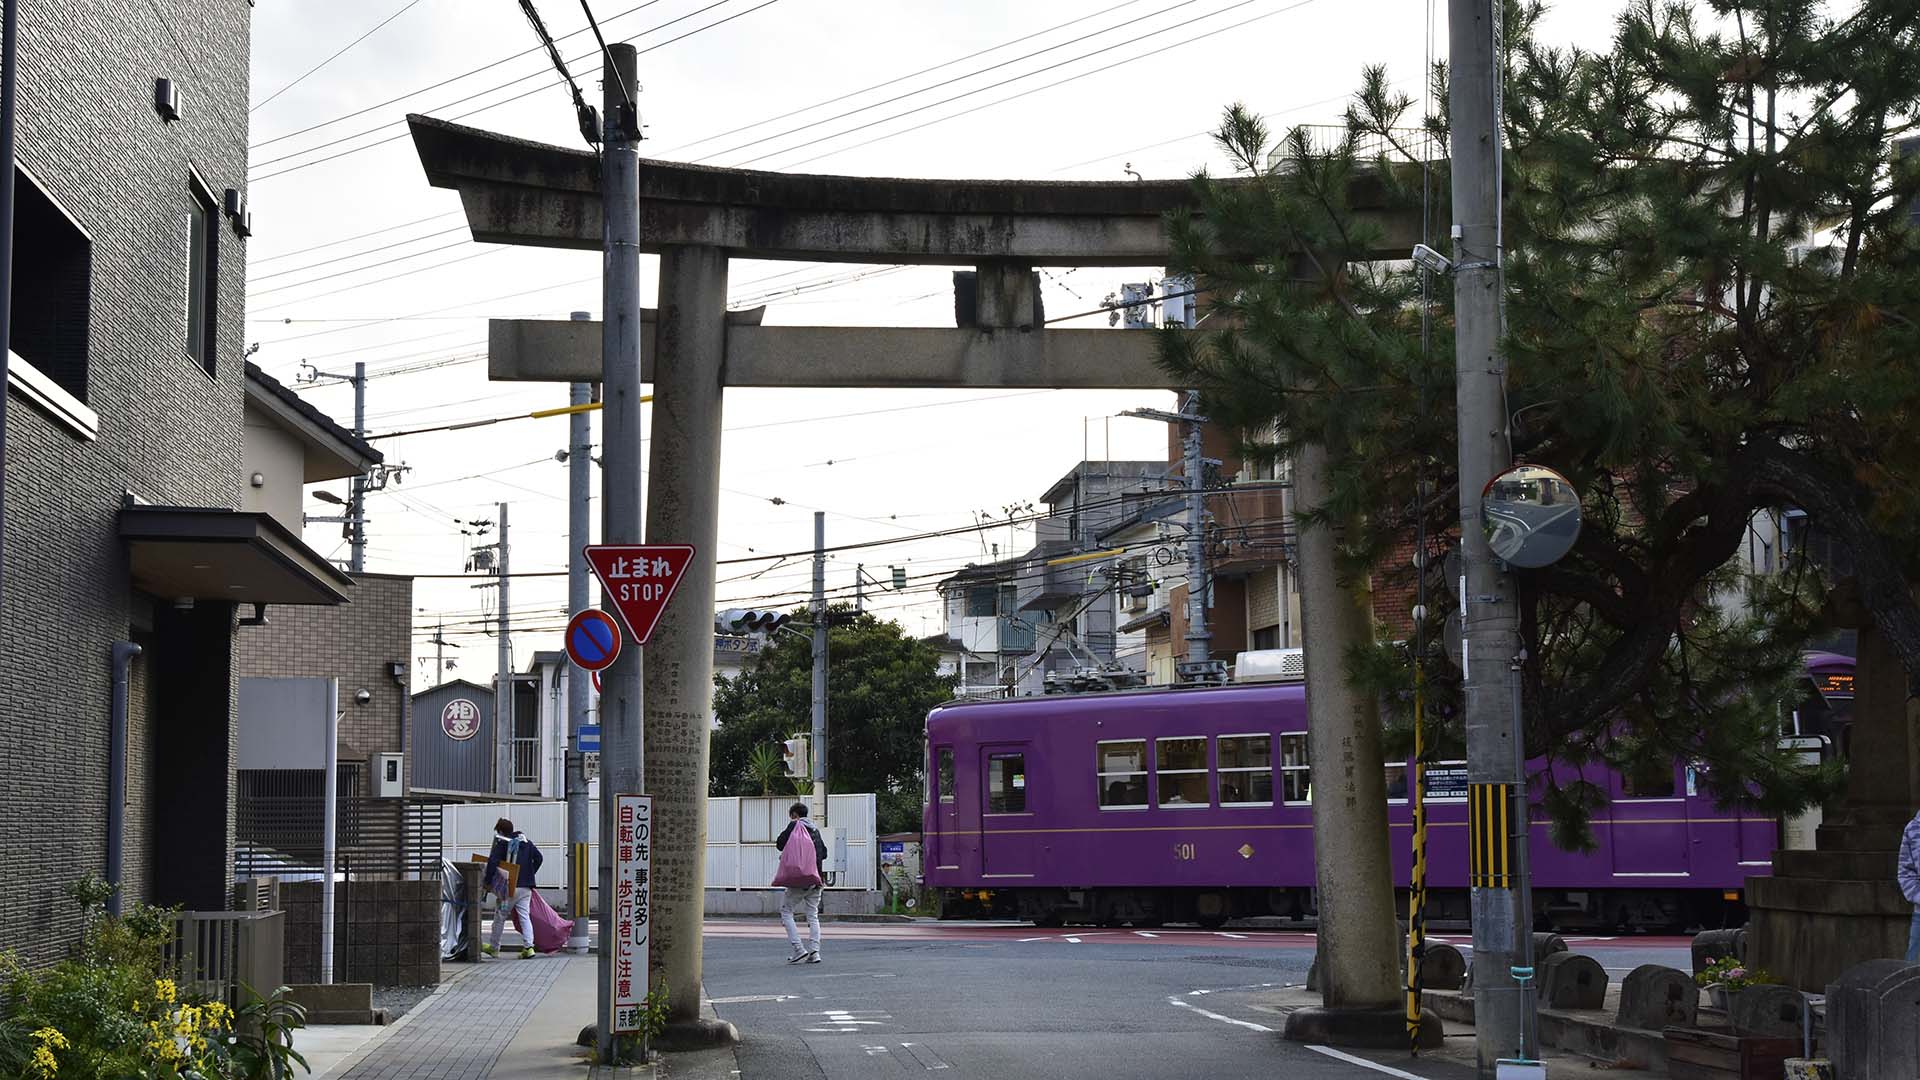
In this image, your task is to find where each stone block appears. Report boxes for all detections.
[1617,964,1699,1030]
[1825,959,1920,1080]
[397,962,441,987]
[1418,944,1466,991]
[1537,952,1607,1011]
[1533,932,1567,959]
[399,942,439,967]
[1730,984,1811,1041]
[1692,927,1745,977]
[1783,1059,1833,1080]
[397,920,436,946]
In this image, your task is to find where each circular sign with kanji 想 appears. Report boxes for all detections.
[442,698,481,741]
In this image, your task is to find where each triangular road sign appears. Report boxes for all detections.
[584,544,697,645]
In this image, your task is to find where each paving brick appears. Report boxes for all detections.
[338,960,567,1080]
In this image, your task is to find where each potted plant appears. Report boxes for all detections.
[1694,955,1774,1012]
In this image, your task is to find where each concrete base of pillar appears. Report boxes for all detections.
[656,1016,740,1052]
[1282,1005,1444,1050]
[1748,810,1911,992]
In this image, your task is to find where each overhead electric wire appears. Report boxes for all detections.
[249,238,476,298]
[250,212,465,265]
[701,0,1227,165]
[249,227,470,283]
[249,0,779,183]
[250,0,669,150]
[770,0,1321,171]
[251,0,428,114]
[250,248,507,313]
[249,276,597,344]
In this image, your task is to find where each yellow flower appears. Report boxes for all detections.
[153,978,177,1004]
[27,1044,56,1079]
[204,1001,231,1025]
[29,1028,68,1051]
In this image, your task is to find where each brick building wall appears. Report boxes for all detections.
[281,879,441,987]
[0,0,252,964]
[234,574,416,794]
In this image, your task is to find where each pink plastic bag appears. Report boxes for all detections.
[526,889,573,953]
[772,824,822,888]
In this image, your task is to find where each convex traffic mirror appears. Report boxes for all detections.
[1481,464,1582,568]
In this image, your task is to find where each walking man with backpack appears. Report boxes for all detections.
[774,803,826,964]
[482,817,544,959]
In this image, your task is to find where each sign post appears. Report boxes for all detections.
[611,794,653,1036]
[585,543,690,1058]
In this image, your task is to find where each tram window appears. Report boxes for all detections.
[1620,760,1677,798]
[1280,733,1312,804]
[1097,740,1149,808]
[936,748,955,803]
[1218,735,1274,805]
[1157,737,1210,808]
[987,753,1027,813]
[1384,764,1409,801]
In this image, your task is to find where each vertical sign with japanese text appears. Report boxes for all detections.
[611,794,652,1033]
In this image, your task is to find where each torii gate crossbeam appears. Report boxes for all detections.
[406,114,1420,1030]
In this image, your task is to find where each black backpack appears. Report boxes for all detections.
[519,838,544,876]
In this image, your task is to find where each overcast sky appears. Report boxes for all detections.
[243,0,1618,685]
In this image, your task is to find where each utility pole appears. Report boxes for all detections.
[594,40,644,1067]
[431,621,449,684]
[854,563,863,613]
[1447,0,1533,1070]
[349,361,367,572]
[810,512,828,823]
[565,355,593,951]
[1181,389,1210,666]
[494,501,513,796]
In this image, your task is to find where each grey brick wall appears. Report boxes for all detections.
[234,574,417,794]
[0,0,251,965]
[281,879,442,987]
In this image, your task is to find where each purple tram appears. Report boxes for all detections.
[922,676,1798,931]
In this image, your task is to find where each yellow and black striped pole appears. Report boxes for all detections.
[1406,667,1428,1051]
[572,841,590,919]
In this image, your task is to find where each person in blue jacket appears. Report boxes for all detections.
[483,817,543,959]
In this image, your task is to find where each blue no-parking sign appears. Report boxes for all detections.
[566,609,622,671]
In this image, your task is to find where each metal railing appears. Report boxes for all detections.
[512,737,541,787]
[164,910,285,1006]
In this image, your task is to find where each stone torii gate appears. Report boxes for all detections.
[406,113,1417,1028]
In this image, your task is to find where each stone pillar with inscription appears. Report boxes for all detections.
[643,246,730,1032]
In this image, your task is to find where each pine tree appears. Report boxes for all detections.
[1160,0,1920,842]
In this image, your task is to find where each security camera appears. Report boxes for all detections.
[1410,243,1452,275]
[355,688,372,705]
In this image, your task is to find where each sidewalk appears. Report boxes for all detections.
[315,952,738,1080]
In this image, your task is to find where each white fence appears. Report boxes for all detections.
[705,795,876,891]
[442,792,877,909]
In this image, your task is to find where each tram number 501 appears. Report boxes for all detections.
[1172,842,1197,861]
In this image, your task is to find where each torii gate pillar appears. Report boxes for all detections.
[645,246,728,1024]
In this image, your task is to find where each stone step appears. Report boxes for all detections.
[1771,849,1896,880]
[1746,875,1910,917]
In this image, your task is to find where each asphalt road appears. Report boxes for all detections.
[698,920,1691,1080]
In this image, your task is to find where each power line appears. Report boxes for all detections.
[700,0,1225,165]
[771,0,1320,172]
[250,248,506,313]
[656,0,1152,157]
[250,0,669,151]
[251,0,428,114]
[518,0,600,146]
[248,227,469,283]
[249,238,475,298]
[250,212,465,265]
[249,0,778,184]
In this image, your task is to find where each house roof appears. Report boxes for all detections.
[413,678,493,700]
[935,558,1020,593]
[244,361,383,481]
[1095,495,1184,543]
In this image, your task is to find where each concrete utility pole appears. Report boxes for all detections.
[595,41,643,1065]
[1447,0,1534,1069]
[811,512,829,820]
[1280,442,1413,1046]
[565,363,592,952]
[494,501,513,795]
[1181,389,1210,666]
[349,361,367,572]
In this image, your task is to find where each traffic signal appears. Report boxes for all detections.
[781,734,810,778]
[715,608,790,634]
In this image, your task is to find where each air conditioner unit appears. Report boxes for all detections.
[375,752,404,798]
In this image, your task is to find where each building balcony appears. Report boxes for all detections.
[1206,483,1290,577]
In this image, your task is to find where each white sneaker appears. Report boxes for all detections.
[804,951,822,964]
[787,949,807,964]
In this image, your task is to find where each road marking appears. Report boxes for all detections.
[1215,932,1248,939]
[1168,996,1273,1032]
[1307,1045,1436,1079]
[1064,936,1082,944]
[707,994,798,1005]
[803,971,897,979]
[1135,931,1160,938]
[899,1042,952,1070]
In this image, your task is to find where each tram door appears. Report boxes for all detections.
[930,745,959,873]
[979,744,1037,879]
[1610,760,1691,877]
